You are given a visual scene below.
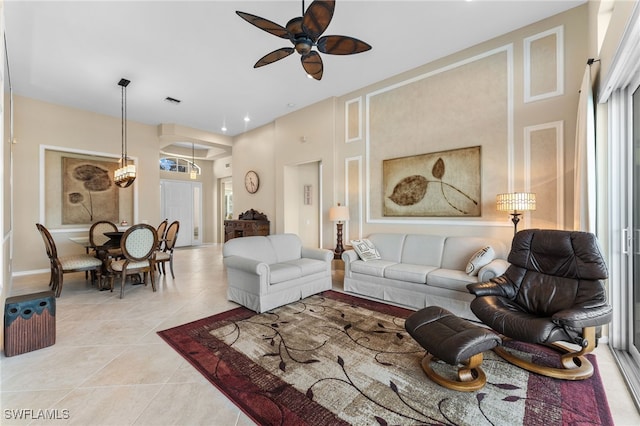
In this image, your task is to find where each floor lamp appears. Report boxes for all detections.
[329,203,350,260]
[496,192,536,235]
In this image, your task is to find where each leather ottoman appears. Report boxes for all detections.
[405,306,501,391]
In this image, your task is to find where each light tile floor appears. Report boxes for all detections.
[1,244,638,425]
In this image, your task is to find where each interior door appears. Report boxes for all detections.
[160,180,202,247]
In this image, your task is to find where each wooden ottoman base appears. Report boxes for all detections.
[422,352,487,392]
[405,306,501,392]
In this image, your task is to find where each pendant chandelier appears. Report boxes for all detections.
[114,78,136,188]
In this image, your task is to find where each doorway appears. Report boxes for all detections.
[283,161,322,248]
[160,180,202,247]
[219,177,233,243]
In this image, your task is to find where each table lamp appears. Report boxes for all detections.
[329,203,350,259]
[496,192,536,235]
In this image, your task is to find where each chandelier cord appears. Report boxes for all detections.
[121,84,127,166]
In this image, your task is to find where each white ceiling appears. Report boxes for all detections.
[5,0,586,147]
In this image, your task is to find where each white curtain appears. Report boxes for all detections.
[573,64,596,233]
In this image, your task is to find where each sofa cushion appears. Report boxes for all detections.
[269,263,302,284]
[366,234,407,262]
[223,235,278,264]
[427,269,479,292]
[440,237,505,270]
[282,258,327,275]
[400,234,446,266]
[384,263,438,284]
[351,239,381,261]
[268,234,302,262]
[466,246,496,276]
[351,259,397,277]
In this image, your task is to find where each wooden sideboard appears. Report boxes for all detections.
[224,209,270,242]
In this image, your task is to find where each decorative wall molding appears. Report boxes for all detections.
[524,121,564,229]
[39,144,138,232]
[345,97,362,143]
[345,156,363,240]
[365,45,514,226]
[524,25,564,103]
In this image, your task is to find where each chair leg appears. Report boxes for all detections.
[120,272,126,299]
[55,269,63,298]
[150,268,156,292]
[169,257,175,279]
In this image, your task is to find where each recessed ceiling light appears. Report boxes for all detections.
[221,126,227,132]
[287,103,296,108]
[244,116,250,123]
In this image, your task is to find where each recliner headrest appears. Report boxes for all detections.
[508,229,608,280]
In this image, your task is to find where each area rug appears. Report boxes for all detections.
[158,291,613,426]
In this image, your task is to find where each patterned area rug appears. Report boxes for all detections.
[158,291,613,426]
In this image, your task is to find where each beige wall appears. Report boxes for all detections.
[9,2,636,279]
[232,4,590,250]
[9,96,226,275]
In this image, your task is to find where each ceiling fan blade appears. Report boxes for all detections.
[301,51,323,80]
[254,48,295,68]
[317,35,372,55]
[302,0,335,41]
[236,11,291,39]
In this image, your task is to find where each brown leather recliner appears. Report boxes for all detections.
[467,229,613,380]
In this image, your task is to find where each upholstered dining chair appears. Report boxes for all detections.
[107,223,158,298]
[467,229,613,380]
[89,220,122,258]
[89,221,118,247]
[36,223,103,297]
[156,218,168,250]
[155,220,179,278]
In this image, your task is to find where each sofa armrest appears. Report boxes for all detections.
[342,249,358,263]
[477,259,509,282]
[341,249,358,277]
[223,255,270,276]
[301,247,333,262]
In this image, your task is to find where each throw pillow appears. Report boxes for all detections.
[351,239,381,261]
[466,246,495,276]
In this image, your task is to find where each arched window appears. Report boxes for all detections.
[159,156,201,176]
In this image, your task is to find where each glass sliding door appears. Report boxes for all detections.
[632,84,640,362]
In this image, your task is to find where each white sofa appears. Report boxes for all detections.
[342,233,509,320]
[223,233,333,313]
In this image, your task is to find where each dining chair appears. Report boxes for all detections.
[89,220,123,257]
[36,223,103,297]
[155,220,180,278]
[156,219,168,250]
[107,223,158,298]
[89,221,118,247]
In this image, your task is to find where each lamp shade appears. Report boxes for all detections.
[329,205,350,222]
[496,192,536,212]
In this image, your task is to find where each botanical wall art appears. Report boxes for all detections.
[383,146,481,217]
[62,157,119,224]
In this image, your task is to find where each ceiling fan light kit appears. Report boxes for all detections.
[236,0,371,80]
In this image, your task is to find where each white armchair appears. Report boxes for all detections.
[223,234,333,313]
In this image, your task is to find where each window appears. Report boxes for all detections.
[159,156,200,176]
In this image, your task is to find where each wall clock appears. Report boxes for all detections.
[244,170,260,194]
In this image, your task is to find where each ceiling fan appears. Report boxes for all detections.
[236,0,372,80]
